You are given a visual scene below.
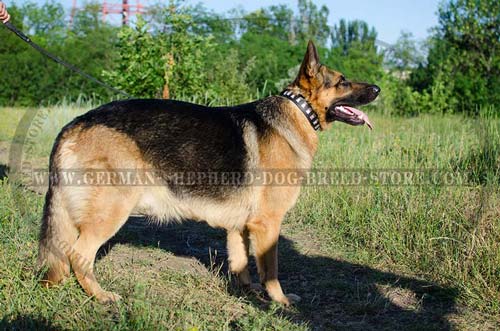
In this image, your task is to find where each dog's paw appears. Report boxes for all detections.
[272,293,302,306]
[271,294,292,306]
[95,290,122,304]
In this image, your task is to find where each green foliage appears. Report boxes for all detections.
[295,0,331,45]
[326,42,384,83]
[409,0,499,113]
[103,2,255,103]
[380,0,499,116]
[0,2,119,106]
[0,0,380,106]
[0,0,495,117]
[235,33,303,96]
[162,5,216,99]
[382,66,459,117]
[331,19,377,54]
[229,0,334,96]
[22,0,66,40]
[377,75,420,117]
[102,18,166,98]
[203,49,256,103]
[326,20,383,85]
[386,31,425,71]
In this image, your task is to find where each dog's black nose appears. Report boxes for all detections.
[371,85,381,95]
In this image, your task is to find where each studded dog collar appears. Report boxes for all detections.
[280,90,321,131]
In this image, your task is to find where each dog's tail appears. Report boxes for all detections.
[38,135,79,286]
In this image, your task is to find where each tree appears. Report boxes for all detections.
[103,1,256,103]
[102,17,166,99]
[0,0,386,107]
[234,1,334,95]
[327,20,383,83]
[410,0,500,112]
[331,19,377,55]
[386,31,425,72]
[295,0,330,45]
[0,2,120,105]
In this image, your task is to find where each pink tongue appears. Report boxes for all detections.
[344,106,373,130]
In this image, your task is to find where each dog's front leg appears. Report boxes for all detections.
[247,217,298,306]
[227,229,251,286]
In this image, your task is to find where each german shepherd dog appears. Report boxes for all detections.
[38,41,380,305]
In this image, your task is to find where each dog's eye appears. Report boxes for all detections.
[337,77,350,88]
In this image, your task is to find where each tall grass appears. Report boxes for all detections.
[0,179,306,330]
[289,109,500,313]
[1,103,499,316]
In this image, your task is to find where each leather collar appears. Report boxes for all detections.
[280,90,321,131]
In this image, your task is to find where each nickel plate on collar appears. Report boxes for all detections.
[280,90,321,131]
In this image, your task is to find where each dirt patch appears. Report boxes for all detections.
[97,217,228,276]
[100,243,211,278]
[88,217,497,330]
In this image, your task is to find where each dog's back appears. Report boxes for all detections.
[38,41,380,306]
[37,96,291,302]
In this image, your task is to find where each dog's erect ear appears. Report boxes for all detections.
[299,40,320,78]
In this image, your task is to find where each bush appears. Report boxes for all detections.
[102,18,166,99]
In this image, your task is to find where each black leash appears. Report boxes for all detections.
[2,21,134,99]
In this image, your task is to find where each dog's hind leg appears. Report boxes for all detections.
[68,187,139,303]
[227,228,251,286]
[38,186,79,286]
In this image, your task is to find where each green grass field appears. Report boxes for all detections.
[0,105,499,330]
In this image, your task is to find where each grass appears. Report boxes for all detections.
[0,181,307,331]
[0,103,499,330]
[294,111,500,313]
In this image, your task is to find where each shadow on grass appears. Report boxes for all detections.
[0,164,9,181]
[98,217,458,331]
[0,315,63,331]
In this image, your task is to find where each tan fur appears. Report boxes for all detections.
[39,41,375,306]
[227,229,251,285]
[41,112,312,304]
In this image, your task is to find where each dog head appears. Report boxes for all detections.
[289,40,380,130]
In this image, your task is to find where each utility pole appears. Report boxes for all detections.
[122,0,128,26]
[69,0,77,27]
[101,1,145,26]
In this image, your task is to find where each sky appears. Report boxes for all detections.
[10,0,441,44]
[184,0,441,43]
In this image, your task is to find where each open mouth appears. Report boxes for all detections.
[331,105,373,130]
